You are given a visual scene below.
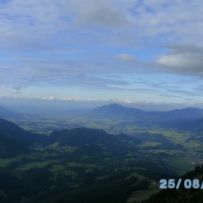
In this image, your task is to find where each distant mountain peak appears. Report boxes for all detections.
[93,103,143,112]
[88,103,144,120]
[88,103,203,123]
[97,103,125,109]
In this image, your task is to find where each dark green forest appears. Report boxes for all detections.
[1,104,203,203]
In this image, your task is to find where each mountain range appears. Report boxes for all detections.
[89,103,203,121]
[1,104,203,202]
[87,104,203,131]
[0,118,174,203]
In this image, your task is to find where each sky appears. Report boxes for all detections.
[1,0,203,106]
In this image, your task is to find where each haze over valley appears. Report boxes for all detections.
[1,101,203,202]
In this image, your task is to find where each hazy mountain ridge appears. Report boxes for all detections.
[87,104,203,132]
[2,103,203,131]
[0,106,23,120]
[89,104,203,121]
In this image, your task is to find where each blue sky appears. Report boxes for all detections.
[1,0,203,106]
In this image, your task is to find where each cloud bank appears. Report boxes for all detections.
[0,0,203,103]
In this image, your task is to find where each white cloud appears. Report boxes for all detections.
[69,0,132,27]
[12,87,22,94]
[117,53,136,61]
[0,0,203,54]
[157,45,203,75]
[1,0,203,100]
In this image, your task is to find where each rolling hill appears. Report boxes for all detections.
[0,115,201,203]
[0,119,175,203]
[0,118,48,157]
